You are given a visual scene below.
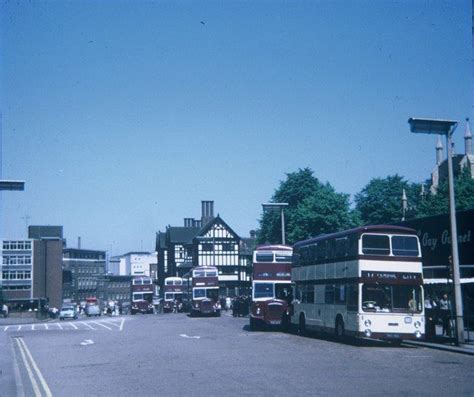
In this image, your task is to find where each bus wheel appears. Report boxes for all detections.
[298,313,306,336]
[249,316,257,331]
[335,316,345,340]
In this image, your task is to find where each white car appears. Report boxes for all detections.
[59,306,77,320]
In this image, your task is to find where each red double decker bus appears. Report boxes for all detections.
[183,266,221,317]
[163,277,184,313]
[131,276,155,314]
[249,245,293,330]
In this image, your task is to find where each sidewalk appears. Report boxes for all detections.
[0,315,52,326]
[403,331,474,356]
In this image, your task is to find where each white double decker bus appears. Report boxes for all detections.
[291,225,425,343]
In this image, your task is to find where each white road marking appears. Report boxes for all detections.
[56,322,63,330]
[80,339,94,346]
[32,324,35,331]
[80,321,95,330]
[119,318,125,331]
[17,337,52,397]
[4,326,9,332]
[15,338,41,397]
[92,321,112,330]
[16,338,52,397]
[18,325,22,331]
[103,319,121,328]
[179,334,200,339]
[44,324,48,330]
[69,322,78,330]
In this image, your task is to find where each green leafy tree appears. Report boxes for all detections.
[418,167,474,217]
[354,175,422,225]
[257,168,356,245]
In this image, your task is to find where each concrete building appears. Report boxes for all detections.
[97,275,132,309]
[118,252,157,277]
[62,248,106,303]
[0,225,64,310]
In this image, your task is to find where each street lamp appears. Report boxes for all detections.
[262,203,288,245]
[408,117,464,345]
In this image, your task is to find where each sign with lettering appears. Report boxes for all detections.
[361,271,423,285]
[397,209,474,268]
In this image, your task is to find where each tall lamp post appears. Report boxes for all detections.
[408,117,464,345]
[262,203,288,245]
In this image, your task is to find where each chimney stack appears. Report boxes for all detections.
[250,230,256,239]
[201,200,215,227]
[78,236,81,249]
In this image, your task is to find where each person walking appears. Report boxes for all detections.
[2,303,9,318]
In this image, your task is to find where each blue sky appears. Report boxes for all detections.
[0,0,472,254]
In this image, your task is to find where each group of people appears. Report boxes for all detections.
[425,293,453,337]
[232,295,251,317]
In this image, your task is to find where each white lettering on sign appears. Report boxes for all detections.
[420,229,472,250]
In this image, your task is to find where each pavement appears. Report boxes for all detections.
[403,333,474,356]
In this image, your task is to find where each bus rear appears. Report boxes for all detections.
[250,245,292,330]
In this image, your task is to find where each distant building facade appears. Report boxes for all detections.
[119,252,157,277]
[0,225,64,310]
[62,248,106,303]
[430,119,473,194]
[97,275,132,307]
[156,201,254,297]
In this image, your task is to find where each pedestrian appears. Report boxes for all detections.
[439,293,451,337]
[2,303,8,318]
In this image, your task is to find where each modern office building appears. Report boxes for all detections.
[0,225,64,310]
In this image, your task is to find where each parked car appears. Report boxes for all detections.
[59,306,77,320]
[85,305,101,317]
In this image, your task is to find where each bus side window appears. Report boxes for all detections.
[347,284,358,311]
[325,284,335,304]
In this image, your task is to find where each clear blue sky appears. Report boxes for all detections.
[0,0,472,254]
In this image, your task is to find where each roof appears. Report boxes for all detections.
[293,225,417,248]
[196,215,240,240]
[168,227,201,244]
[121,251,152,257]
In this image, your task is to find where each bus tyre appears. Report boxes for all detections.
[249,316,257,331]
[335,316,345,340]
[298,313,306,336]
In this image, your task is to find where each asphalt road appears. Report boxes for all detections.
[1,312,473,396]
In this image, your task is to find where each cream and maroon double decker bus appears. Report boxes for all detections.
[183,266,221,317]
[291,225,425,343]
[163,277,184,313]
[249,245,293,330]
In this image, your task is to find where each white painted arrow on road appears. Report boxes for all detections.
[179,334,200,339]
[80,339,94,346]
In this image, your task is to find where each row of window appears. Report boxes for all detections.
[295,234,420,267]
[200,243,238,252]
[295,283,358,310]
[2,270,32,280]
[3,256,32,265]
[72,267,104,274]
[2,241,32,251]
[2,285,30,290]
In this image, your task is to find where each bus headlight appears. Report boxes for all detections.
[415,330,422,339]
[364,329,372,337]
[256,307,261,315]
[364,319,372,327]
[414,321,421,329]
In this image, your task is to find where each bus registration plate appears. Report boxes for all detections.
[386,333,401,339]
[269,320,280,325]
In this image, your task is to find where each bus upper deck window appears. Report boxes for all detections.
[361,234,390,255]
[392,236,419,257]
[256,253,274,262]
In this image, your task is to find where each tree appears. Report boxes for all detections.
[257,168,356,245]
[418,167,474,217]
[354,175,421,225]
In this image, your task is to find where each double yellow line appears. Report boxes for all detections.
[14,337,52,397]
